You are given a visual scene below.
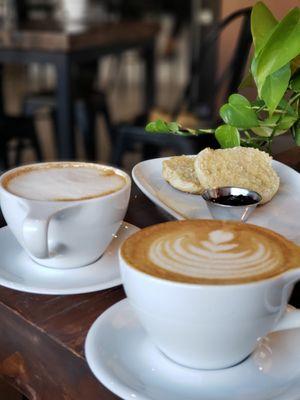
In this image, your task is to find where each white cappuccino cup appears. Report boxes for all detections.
[120,220,300,370]
[0,162,131,269]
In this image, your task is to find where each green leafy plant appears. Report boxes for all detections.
[146,2,300,152]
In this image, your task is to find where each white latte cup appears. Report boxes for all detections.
[0,162,131,269]
[120,220,300,370]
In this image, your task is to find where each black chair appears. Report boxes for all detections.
[22,55,113,161]
[111,7,252,167]
[0,115,43,170]
[23,88,113,161]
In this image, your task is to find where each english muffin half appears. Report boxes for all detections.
[162,155,203,194]
[194,147,280,204]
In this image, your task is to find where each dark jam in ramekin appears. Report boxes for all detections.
[210,194,258,206]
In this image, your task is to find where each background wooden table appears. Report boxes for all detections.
[0,147,299,400]
[0,20,158,160]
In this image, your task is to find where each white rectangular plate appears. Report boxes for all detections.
[132,157,300,244]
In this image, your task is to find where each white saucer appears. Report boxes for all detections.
[85,299,300,400]
[132,157,300,244]
[0,222,139,295]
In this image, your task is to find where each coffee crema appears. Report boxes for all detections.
[121,220,300,284]
[3,162,127,201]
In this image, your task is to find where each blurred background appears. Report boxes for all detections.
[0,1,299,398]
[0,0,297,175]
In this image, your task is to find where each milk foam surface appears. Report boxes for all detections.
[6,165,126,201]
[149,229,279,280]
[121,220,298,284]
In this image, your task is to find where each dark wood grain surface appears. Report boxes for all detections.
[275,146,300,170]
[0,148,299,399]
[0,21,159,52]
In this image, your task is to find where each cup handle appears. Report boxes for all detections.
[269,268,300,332]
[23,210,53,259]
[272,306,300,333]
[22,203,67,259]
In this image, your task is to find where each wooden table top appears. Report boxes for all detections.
[0,20,159,52]
[0,147,299,399]
[274,146,300,170]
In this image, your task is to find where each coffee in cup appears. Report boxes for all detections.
[120,220,300,369]
[0,162,131,269]
[121,219,295,285]
[3,162,127,201]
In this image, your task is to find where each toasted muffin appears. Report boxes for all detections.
[194,147,280,204]
[162,156,203,194]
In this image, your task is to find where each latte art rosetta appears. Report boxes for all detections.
[149,229,281,280]
[121,220,297,284]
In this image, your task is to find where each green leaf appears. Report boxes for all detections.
[251,2,277,56]
[145,119,206,137]
[260,63,291,114]
[228,94,251,107]
[145,120,181,134]
[255,7,300,93]
[278,114,298,130]
[290,71,300,92]
[259,115,279,127]
[167,122,181,133]
[145,121,159,132]
[251,126,273,137]
[252,108,298,137]
[219,94,259,129]
[215,124,240,148]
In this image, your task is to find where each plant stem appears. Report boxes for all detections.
[251,106,287,114]
[195,129,215,134]
[289,92,300,105]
